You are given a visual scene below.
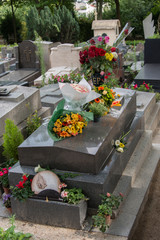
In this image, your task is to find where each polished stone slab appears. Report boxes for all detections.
[18,89,136,174]
[9,111,142,208]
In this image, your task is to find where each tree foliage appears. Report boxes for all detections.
[26,6,60,41]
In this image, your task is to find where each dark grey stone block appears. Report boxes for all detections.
[11,197,87,229]
[144,39,160,64]
[9,110,142,208]
[18,89,136,174]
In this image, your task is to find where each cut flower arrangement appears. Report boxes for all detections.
[53,112,87,138]
[79,36,118,79]
[113,130,131,153]
[94,85,115,108]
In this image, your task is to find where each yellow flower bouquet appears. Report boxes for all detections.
[48,100,93,141]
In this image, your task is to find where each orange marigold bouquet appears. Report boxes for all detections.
[53,113,87,138]
[48,99,93,141]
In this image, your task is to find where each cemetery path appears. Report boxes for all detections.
[131,157,160,240]
[0,160,160,240]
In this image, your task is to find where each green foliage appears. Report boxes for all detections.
[103,0,155,38]
[10,174,34,202]
[48,71,82,84]
[76,14,94,42]
[26,6,60,41]
[126,40,145,45]
[62,188,88,204]
[0,167,10,187]
[0,215,32,239]
[54,6,80,43]
[155,92,160,102]
[26,110,41,137]
[89,102,108,117]
[92,192,123,232]
[0,12,22,44]
[148,32,160,39]
[131,82,154,92]
[2,119,24,161]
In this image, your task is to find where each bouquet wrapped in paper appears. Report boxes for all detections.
[59,77,101,110]
[48,99,93,141]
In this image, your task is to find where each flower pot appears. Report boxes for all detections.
[91,72,104,86]
[3,186,10,194]
[11,197,87,230]
[105,215,111,226]
[94,115,101,122]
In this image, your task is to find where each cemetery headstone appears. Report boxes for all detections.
[143,13,155,39]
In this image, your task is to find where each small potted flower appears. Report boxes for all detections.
[89,102,108,122]
[92,192,123,232]
[2,193,12,213]
[0,167,12,194]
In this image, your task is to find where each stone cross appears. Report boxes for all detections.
[24,47,32,62]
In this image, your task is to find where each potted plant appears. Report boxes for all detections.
[0,167,12,193]
[92,192,123,232]
[2,193,12,213]
[89,102,108,122]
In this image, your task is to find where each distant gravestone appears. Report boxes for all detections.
[18,40,39,69]
[143,13,155,39]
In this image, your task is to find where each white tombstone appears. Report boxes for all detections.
[143,13,155,39]
[50,44,82,69]
[92,19,121,45]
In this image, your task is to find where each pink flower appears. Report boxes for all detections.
[62,183,67,188]
[0,171,3,176]
[8,167,12,170]
[61,78,64,83]
[61,190,68,198]
[105,36,110,43]
[119,192,124,197]
[107,192,111,197]
[143,81,146,85]
[145,84,149,90]
[2,168,7,171]
[100,71,105,76]
[3,170,8,174]
[98,36,103,42]
[134,84,138,89]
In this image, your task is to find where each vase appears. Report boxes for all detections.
[91,72,104,86]
[94,115,101,122]
[3,186,10,194]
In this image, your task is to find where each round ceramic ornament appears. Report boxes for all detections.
[31,170,61,194]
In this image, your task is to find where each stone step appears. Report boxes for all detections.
[106,145,160,239]
[136,91,156,126]
[145,102,160,134]
[122,130,152,185]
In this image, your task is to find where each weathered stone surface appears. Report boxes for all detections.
[11,197,87,229]
[92,20,121,45]
[0,85,41,137]
[18,89,136,174]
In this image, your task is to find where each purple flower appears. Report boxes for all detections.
[3,193,11,203]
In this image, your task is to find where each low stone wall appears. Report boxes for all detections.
[50,44,82,70]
